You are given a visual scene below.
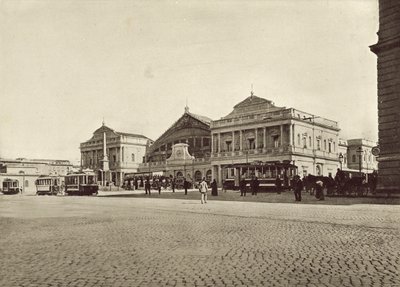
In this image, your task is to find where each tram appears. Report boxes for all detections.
[35,175,62,195]
[1,178,21,195]
[223,161,298,191]
[64,171,98,196]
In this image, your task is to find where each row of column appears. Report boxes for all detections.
[82,146,125,166]
[211,124,294,153]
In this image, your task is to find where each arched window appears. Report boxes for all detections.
[194,170,202,182]
[297,134,300,145]
[316,165,321,176]
[206,170,212,182]
[131,153,135,162]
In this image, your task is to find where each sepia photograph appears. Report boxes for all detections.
[0,0,399,286]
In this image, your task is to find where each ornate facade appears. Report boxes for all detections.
[80,123,151,186]
[139,107,212,182]
[210,92,341,185]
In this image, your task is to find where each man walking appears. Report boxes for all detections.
[199,177,208,204]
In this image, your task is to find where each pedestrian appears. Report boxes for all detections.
[183,177,189,195]
[222,180,226,193]
[239,178,247,196]
[145,177,151,195]
[171,177,176,193]
[275,175,282,194]
[315,180,324,200]
[293,175,303,201]
[199,177,208,204]
[211,179,218,196]
[251,176,259,196]
[156,179,161,194]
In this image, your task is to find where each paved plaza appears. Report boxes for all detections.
[0,193,399,287]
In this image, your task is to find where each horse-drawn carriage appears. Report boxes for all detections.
[304,170,377,197]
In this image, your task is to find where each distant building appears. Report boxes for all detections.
[338,139,378,173]
[80,123,151,186]
[0,158,73,194]
[370,0,400,194]
[210,92,341,185]
[139,106,212,183]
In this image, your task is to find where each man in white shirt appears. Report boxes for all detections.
[199,177,208,204]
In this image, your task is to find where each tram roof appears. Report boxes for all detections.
[226,162,297,169]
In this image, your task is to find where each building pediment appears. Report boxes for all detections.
[223,94,284,119]
[149,112,211,153]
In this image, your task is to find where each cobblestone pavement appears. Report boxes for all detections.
[0,195,399,287]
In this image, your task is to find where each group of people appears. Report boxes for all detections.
[239,176,260,196]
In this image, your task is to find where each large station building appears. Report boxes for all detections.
[138,106,212,183]
[80,94,377,188]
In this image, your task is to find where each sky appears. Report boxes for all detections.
[0,0,379,163]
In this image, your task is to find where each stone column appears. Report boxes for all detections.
[218,133,221,153]
[240,130,243,151]
[280,125,283,146]
[263,127,267,149]
[211,134,214,153]
[217,165,222,186]
[232,131,235,153]
[255,128,258,149]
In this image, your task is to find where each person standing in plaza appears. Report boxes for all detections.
[239,178,247,196]
[275,175,282,194]
[251,176,259,196]
[183,177,189,195]
[145,177,151,195]
[315,180,324,200]
[199,177,208,204]
[211,179,218,196]
[156,178,161,194]
[293,175,303,201]
[171,177,176,192]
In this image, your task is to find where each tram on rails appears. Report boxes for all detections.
[1,178,21,195]
[64,170,98,196]
[223,161,298,191]
[35,175,63,196]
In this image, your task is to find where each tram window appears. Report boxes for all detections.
[88,176,94,184]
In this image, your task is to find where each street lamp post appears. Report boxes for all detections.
[338,153,344,170]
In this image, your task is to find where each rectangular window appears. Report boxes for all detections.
[273,136,280,148]
[317,139,321,150]
[328,142,332,153]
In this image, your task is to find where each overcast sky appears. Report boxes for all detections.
[0,0,379,163]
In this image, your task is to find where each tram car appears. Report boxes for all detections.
[64,171,98,196]
[1,178,21,195]
[35,175,62,195]
[223,161,298,192]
